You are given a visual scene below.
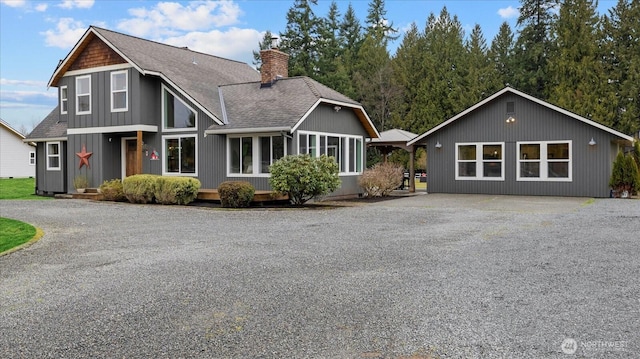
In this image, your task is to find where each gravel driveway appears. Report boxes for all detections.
[1,195,638,358]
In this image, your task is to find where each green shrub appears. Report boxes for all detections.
[99,179,126,201]
[610,150,640,198]
[154,176,201,205]
[359,162,404,197]
[218,181,255,208]
[269,154,341,205]
[122,174,158,204]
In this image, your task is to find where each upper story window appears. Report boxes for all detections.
[76,75,91,115]
[110,71,128,112]
[60,86,68,114]
[455,142,504,180]
[298,131,363,174]
[162,85,196,131]
[46,142,61,171]
[517,141,572,181]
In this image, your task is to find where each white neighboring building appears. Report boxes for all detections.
[0,119,36,178]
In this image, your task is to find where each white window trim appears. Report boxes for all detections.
[226,134,288,177]
[75,75,91,115]
[29,151,35,166]
[297,130,363,175]
[110,70,128,113]
[162,134,198,176]
[455,142,505,181]
[161,84,197,132]
[60,86,68,115]
[517,140,572,182]
[46,141,61,171]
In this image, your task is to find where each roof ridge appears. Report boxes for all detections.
[301,77,322,98]
[91,25,248,65]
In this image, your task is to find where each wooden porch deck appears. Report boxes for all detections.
[197,189,288,202]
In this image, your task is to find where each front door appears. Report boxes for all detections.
[125,139,138,177]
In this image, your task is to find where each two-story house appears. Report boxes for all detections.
[27,26,379,198]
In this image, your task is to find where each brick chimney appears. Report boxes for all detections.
[260,42,289,86]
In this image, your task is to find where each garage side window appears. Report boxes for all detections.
[455,142,504,180]
[517,141,571,181]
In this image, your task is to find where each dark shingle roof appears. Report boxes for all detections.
[213,77,360,131]
[27,107,67,141]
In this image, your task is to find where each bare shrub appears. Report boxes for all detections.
[359,162,404,197]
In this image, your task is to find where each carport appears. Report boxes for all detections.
[367,129,419,192]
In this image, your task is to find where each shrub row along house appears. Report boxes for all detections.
[27,26,379,198]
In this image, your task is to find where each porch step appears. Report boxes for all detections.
[72,188,103,200]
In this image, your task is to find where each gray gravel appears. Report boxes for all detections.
[0,195,638,358]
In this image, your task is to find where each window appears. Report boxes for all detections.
[111,71,128,112]
[29,151,35,165]
[517,141,571,181]
[163,85,196,130]
[46,142,61,171]
[455,142,504,180]
[76,75,91,115]
[228,135,287,175]
[163,135,196,175]
[298,131,363,174]
[60,86,68,114]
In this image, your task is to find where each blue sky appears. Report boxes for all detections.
[0,0,615,133]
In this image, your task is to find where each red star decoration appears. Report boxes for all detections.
[76,144,93,169]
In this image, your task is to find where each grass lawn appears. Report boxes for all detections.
[0,217,38,253]
[0,178,49,200]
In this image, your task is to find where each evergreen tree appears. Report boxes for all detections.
[315,1,351,94]
[279,0,321,77]
[547,0,608,122]
[512,0,559,97]
[364,0,399,45]
[337,3,363,99]
[489,22,516,88]
[602,0,640,135]
[465,24,501,104]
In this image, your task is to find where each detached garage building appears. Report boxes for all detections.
[409,87,635,198]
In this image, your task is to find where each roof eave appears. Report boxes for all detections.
[205,126,292,135]
[291,99,380,139]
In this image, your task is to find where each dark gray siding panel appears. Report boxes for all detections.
[425,93,621,197]
[297,103,369,137]
[37,141,67,194]
[67,134,104,190]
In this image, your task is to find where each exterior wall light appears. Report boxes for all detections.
[506,116,516,123]
[435,141,442,149]
[589,137,596,146]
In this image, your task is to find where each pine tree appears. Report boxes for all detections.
[315,1,348,90]
[489,22,515,88]
[601,0,640,135]
[465,24,501,104]
[547,0,608,122]
[337,3,363,99]
[279,0,321,77]
[364,0,398,45]
[512,0,559,97]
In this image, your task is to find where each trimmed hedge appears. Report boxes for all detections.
[99,178,126,202]
[122,174,201,205]
[218,181,255,208]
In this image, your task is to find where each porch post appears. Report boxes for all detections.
[136,130,143,174]
[409,145,415,193]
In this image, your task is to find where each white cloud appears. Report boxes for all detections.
[0,90,57,102]
[41,18,87,48]
[117,0,242,38]
[35,3,47,11]
[0,0,26,8]
[58,0,94,9]
[498,6,519,19]
[163,27,262,63]
[0,79,48,87]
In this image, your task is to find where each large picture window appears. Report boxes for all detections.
[517,141,571,181]
[46,142,61,171]
[163,135,196,175]
[228,135,286,175]
[163,85,196,130]
[60,86,68,114]
[76,75,91,115]
[298,131,362,174]
[455,142,504,180]
[111,71,128,112]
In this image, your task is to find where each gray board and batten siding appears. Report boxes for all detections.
[424,92,625,198]
[35,141,67,194]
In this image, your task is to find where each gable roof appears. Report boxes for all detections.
[48,26,260,125]
[1,119,27,141]
[26,107,67,142]
[206,77,380,138]
[408,87,635,146]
